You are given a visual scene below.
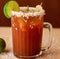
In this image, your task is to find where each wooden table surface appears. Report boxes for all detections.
[0,27,60,59]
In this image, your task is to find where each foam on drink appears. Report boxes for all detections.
[11,5,45,18]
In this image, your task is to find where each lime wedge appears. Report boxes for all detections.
[0,38,6,53]
[3,1,20,18]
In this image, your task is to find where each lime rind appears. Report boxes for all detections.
[3,2,10,18]
[3,1,20,18]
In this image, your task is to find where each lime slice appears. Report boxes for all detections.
[3,1,20,18]
[0,38,6,53]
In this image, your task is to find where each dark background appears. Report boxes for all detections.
[0,0,60,27]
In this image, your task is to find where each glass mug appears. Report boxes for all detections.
[11,7,52,59]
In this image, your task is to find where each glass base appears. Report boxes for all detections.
[14,51,42,59]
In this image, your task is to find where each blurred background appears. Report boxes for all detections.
[0,0,60,27]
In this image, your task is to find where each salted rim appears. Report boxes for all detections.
[11,6,45,17]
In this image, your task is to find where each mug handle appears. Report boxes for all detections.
[42,22,53,51]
